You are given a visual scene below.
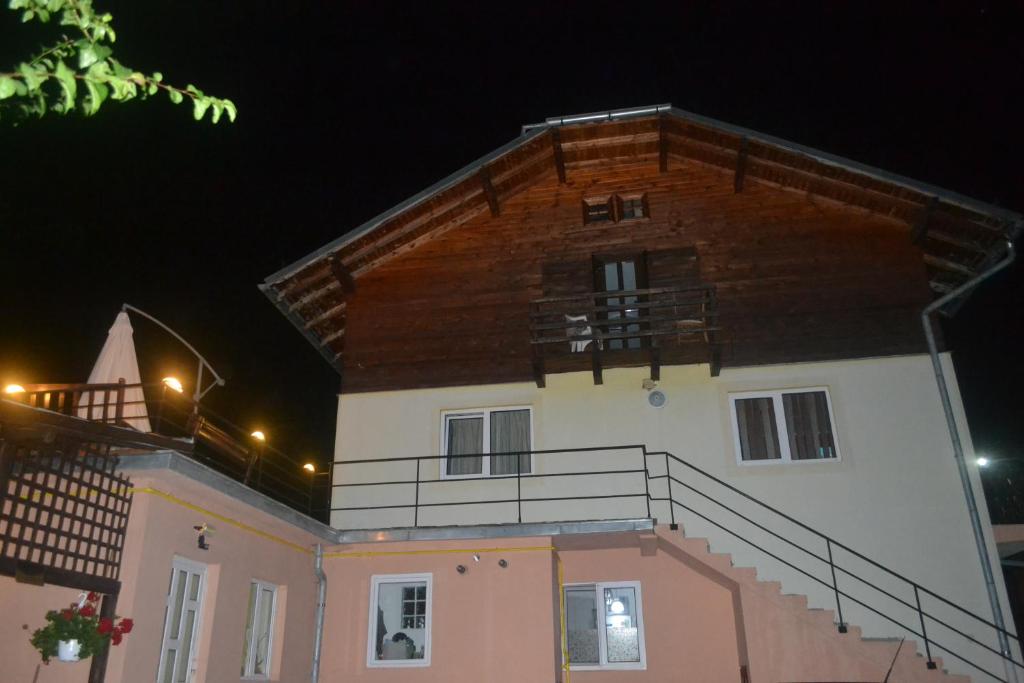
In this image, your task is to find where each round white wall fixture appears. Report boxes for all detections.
[648,390,667,408]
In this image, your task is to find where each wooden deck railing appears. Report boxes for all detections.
[16,381,133,424]
[528,284,720,386]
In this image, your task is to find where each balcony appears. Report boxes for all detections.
[528,285,721,386]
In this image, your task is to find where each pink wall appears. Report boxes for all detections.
[318,536,559,683]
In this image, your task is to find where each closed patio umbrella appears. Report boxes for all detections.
[79,311,152,432]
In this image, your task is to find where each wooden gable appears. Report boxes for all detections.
[261,108,1020,389]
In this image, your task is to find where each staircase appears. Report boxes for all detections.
[656,523,969,683]
[647,449,1020,683]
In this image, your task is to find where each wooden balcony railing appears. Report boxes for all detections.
[528,284,720,386]
[17,381,132,424]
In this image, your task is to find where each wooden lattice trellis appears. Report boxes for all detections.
[0,434,132,593]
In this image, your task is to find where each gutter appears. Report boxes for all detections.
[921,238,1018,682]
[311,544,326,683]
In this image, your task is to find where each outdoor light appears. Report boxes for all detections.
[250,430,266,442]
[976,457,990,468]
[3,384,26,394]
[161,377,184,393]
[303,463,316,473]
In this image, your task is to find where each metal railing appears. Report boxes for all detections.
[331,444,1021,682]
[8,383,328,521]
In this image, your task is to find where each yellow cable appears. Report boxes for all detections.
[129,486,313,554]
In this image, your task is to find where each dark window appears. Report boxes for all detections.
[401,585,427,629]
[733,390,838,463]
[619,195,647,220]
[583,198,613,224]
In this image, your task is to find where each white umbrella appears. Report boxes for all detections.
[79,311,152,432]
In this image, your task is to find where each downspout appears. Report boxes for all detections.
[311,544,327,683]
[921,239,1017,681]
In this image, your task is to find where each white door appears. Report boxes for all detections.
[157,557,207,683]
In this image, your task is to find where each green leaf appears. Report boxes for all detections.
[210,101,223,124]
[0,77,18,100]
[83,79,108,114]
[222,99,237,123]
[78,43,112,69]
[53,59,77,111]
[192,96,210,121]
[18,62,45,93]
[152,71,163,82]
[168,89,183,104]
[21,9,33,21]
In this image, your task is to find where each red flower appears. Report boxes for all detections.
[111,630,123,646]
[97,617,114,635]
[87,592,98,602]
[80,605,96,618]
[118,618,134,634]
[61,609,74,621]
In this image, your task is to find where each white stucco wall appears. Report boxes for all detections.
[332,353,1015,680]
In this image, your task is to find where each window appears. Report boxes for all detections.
[564,582,646,670]
[441,407,532,478]
[157,557,207,683]
[582,197,613,224]
[241,581,277,678]
[618,194,648,220]
[368,574,431,667]
[730,387,839,465]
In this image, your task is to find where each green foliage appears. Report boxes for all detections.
[2,0,235,123]
[29,593,133,664]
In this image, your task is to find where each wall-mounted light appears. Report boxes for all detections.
[456,565,467,574]
[976,457,990,468]
[498,559,508,568]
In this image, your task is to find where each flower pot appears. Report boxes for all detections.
[57,639,82,662]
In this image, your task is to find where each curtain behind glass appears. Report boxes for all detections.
[565,587,599,664]
[446,416,483,475]
[490,409,531,475]
[735,397,780,460]
[783,391,835,460]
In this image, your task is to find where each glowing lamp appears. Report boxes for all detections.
[3,384,26,394]
[303,463,316,473]
[250,430,266,442]
[976,457,990,468]
[162,377,184,393]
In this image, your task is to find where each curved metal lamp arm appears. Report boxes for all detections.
[121,303,226,404]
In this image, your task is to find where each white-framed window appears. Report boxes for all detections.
[729,387,840,465]
[367,573,432,668]
[157,556,208,683]
[563,581,646,670]
[441,406,533,479]
[241,580,278,679]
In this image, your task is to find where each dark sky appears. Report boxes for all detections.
[2,1,1022,470]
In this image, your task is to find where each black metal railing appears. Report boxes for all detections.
[331,444,1021,682]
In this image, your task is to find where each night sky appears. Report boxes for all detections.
[2,2,1022,473]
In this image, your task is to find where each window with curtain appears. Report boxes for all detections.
[241,580,277,678]
[368,574,431,667]
[730,388,839,464]
[442,407,532,478]
[564,581,646,670]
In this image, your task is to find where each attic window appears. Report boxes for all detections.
[583,198,613,224]
[619,195,648,220]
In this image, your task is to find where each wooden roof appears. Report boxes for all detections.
[260,105,1022,372]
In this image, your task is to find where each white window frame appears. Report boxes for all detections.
[157,556,208,683]
[439,406,534,480]
[241,580,278,679]
[729,386,841,466]
[366,573,432,668]
[563,580,646,671]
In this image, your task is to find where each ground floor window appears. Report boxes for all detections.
[730,387,839,464]
[241,580,277,678]
[564,581,646,670]
[368,573,431,667]
[158,556,207,683]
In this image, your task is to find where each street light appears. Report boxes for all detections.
[302,461,330,517]
[976,457,990,468]
[303,462,316,473]
[250,430,266,442]
[162,377,184,393]
[3,384,26,394]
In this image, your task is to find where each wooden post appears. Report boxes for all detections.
[88,591,119,683]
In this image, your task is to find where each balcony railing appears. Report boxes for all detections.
[6,383,328,521]
[332,445,1021,682]
[528,284,720,386]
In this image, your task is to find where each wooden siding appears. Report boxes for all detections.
[339,157,934,393]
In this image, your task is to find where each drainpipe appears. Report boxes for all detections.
[311,544,327,683]
[921,239,1017,681]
